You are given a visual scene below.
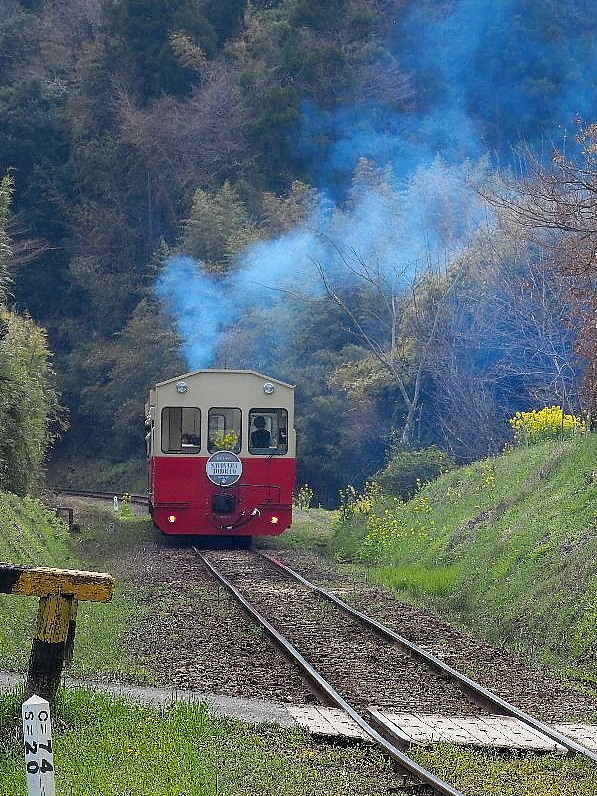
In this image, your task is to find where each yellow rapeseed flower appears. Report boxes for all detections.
[508,406,585,446]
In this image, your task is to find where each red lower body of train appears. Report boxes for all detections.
[149,455,295,536]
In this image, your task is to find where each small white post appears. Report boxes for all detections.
[113,496,119,513]
[22,695,55,796]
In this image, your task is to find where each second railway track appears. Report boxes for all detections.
[55,487,149,505]
[197,548,597,796]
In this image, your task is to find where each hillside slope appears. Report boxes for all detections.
[331,435,597,681]
[0,492,76,567]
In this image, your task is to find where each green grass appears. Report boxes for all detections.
[411,744,597,796]
[262,508,335,554]
[60,510,158,683]
[326,435,597,681]
[0,688,400,796]
[369,563,463,598]
[0,492,77,567]
[1,688,597,796]
[0,581,148,679]
[0,492,80,672]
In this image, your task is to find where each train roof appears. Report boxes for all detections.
[153,369,295,390]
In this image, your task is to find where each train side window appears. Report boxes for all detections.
[208,407,241,453]
[161,407,201,453]
[249,409,288,455]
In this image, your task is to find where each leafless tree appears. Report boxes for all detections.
[428,246,581,459]
[117,59,254,210]
[488,128,597,423]
[314,240,459,447]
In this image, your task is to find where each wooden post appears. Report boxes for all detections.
[0,564,115,704]
[26,594,74,704]
[55,506,74,531]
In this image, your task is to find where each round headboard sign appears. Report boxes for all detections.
[206,451,242,486]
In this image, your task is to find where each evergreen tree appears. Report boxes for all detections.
[183,182,257,272]
[106,0,217,100]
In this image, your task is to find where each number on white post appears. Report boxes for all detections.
[22,695,55,796]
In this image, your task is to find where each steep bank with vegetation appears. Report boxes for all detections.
[330,434,597,682]
[0,491,75,567]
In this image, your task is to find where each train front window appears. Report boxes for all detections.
[249,409,288,455]
[208,407,241,453]
[161,407,201,453]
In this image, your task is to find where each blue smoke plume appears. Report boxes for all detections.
[156,0,597,370]
[301,0,597,187]
[154,256,239,367]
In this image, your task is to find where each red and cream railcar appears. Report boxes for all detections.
[145,370,296,537]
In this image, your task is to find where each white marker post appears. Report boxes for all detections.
[113,495,119,513]
[22,695,55,796]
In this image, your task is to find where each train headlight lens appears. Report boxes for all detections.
[270,516,279,524]
[263,382,275,395]
[176,381,188,394]
[168,515,176,523]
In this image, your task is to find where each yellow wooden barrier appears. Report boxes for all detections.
[0,564,115,703]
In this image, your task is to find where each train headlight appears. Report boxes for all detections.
[270,516,279,524]
[263,382,275,395]
[168,515,177,523]
[176,381,188,394]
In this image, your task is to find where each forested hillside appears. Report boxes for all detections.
[0,0,596,500]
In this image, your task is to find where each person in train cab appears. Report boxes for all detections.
[251,416,271,448]
[181,434,194,447]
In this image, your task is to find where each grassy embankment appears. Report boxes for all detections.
[308,434,597,683]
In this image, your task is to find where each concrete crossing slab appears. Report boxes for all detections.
[2,672,597,752]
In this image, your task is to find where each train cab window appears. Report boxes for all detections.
[249,409,288,455]
[161,407,201,453]
[208,407,241,453]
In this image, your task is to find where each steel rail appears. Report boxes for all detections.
[55,488,148,504]
[197,550,467,796]
[260,552,597,763]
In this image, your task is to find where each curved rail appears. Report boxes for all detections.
[197,550,466,796]
[259,551,597,763]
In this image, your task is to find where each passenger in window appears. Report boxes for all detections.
[251,416,271,448]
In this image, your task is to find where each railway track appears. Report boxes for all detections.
[55,487,149,505]
[196,548,597,796]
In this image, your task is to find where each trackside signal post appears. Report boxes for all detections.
[0,564,115,702]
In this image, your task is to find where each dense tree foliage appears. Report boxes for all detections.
[0,0,594,499]
[105,0,217,100]
[0,174,60,495]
